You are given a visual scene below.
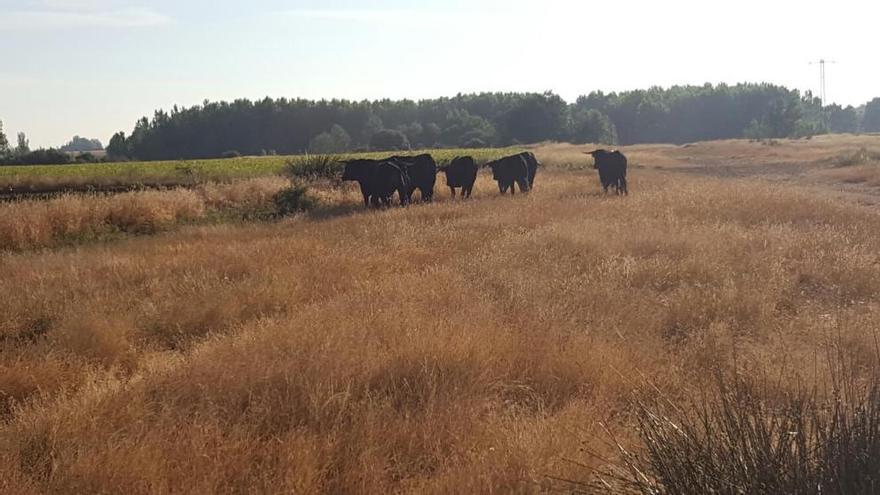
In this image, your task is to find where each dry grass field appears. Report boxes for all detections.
[2,136,880,493]
[0,178,290,251]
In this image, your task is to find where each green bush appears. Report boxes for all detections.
[273,184,318,216]
[283,154,341,180]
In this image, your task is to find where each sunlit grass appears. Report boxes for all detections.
[2,137,880,492]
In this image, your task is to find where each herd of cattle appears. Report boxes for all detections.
[339,149,628,207]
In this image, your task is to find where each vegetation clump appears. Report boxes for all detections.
[273,183,318,216]
[282,154,342,180]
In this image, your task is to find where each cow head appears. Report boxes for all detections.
[340,160,371,182]
[584,149,609,169]
[483,160,501,179]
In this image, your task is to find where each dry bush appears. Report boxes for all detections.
[105,189,205,234]
[1,142,879,492]
[195,176,289,210]
[579,354,880,495]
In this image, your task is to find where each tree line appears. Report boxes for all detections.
[105,84,880,161]
[0,130,104,165]
[3,83,880,165]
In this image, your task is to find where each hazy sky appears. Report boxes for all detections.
[1,0,878,148]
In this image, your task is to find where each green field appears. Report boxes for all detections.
[0,148,522,192]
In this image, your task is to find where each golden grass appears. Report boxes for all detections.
[0,177,290,251]
[532,133,880,170]
[6,135,880,254]
[812,148,880,188]
[2,147,880,493]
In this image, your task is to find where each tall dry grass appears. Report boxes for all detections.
[532,134,880,172]
[1,138,880,492]
[0,177,290,251]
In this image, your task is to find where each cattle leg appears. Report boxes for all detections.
[463,186,472,199]
[449,187,456,199]
[359,184,370,207]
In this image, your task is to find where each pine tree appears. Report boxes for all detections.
[0,119,9,156]
[15,132,30,155]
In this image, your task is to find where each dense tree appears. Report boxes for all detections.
[15,132,29,155]
[101,85,876,161]
[441,109,496,147]
[370,129,409,151]
[13,148,70,165]
[396,122,424,147]
[500,92,569,143]
[862,98,880,132]
[106,132,128,159]
[422,123,441,147]
[826,104,859,134]
[360,114,384,148]
[60,135,103,152]
[310,124,351,153]
[0,119,8,156]
[570,108,616,144]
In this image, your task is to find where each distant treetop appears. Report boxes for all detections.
[60,135,103,152]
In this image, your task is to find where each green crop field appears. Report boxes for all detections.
[0,148,522,192]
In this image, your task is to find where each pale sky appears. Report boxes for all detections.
[1,0,878,148]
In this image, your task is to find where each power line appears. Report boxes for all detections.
[809,59,837,106]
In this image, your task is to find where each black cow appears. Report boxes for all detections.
[585,149,628,195]
[439,156,478,199]
[341,159,411,207]
[484,154,531,195]
[517,151,539,190]
[386,154,437,202]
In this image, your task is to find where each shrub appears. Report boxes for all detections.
[273,184,318,216]
[587,366,880,494]
[74,152,99,163]
[834,147,880,167]
[2,148,72,166]
[283,154,341,180]
[221,150,242,159]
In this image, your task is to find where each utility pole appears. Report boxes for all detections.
[809,59,837,106]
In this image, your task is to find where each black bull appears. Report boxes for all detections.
[340,159,410,207]
[483,152,539,195]
[585,149,628,195]
[439,156,478,199]
[385,154,438,202]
